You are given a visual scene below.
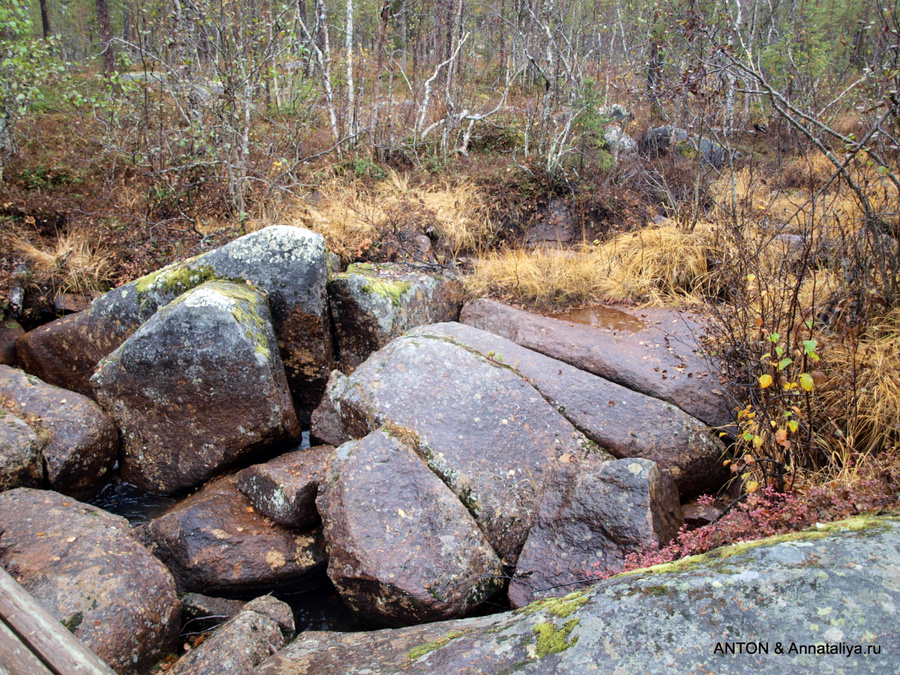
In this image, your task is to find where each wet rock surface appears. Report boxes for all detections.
[15,226,332,422]
[236,445,334,528]
[416,323,728,496]
[328,262,463,373]
[311,331,596,564]
[461,299,733,429]
[0,410,44,491]
[254,516,900,675]
[318,431,503,626]
[141,476,327,595]
[92,280,300,494]
[0,318,24,365]
[170,596,295,675]
[509,457,683,608]
[0,365,117,497]
[0,488,181,674]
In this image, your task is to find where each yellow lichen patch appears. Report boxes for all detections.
[266,550,287,569]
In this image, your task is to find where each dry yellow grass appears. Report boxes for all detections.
[13,230,115,294]
[286,171,494,262]
[468,223,715,307]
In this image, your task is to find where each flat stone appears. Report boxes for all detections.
[253,516,900,675]
[142,476,326,595]
[92,281,300,494]
[0,488,181,674]
[461,299,733,428]
[319,431,503,626]
[0,365,117,498]
[415,323,728,496]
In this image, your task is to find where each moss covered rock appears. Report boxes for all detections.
[92,280,300,494]
[254,516,900,674]
[328,263,463,373]
[15,226,331,423]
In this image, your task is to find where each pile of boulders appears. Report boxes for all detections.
[0,225,739,672]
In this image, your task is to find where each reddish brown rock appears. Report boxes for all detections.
[461,299,734,429]
[0,488,181,674]
[318,431,503,626]
[509,457,683,608]
[236,445,334,528]
[142,476,326,595]
[15,226,332,422]
[169,596,294,675]
[311,332,596,564]
[328,263,463,373]
[0,365,117,497]
[0,410,44,491]
[92,281,301,494]
[414,323,728,496]
[0,318,24,365]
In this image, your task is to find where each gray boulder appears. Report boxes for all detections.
[509,457,683,608]
[311,332,598,564]
[328,262,463,373]
[319,430,503,626]
[460,299,733,429]
[0,488,181,674]
[170,596,294,675]
[603,127,637,156]
[415,323,727,496]
[0,365,117,497]
[92,280,300,494]
[141,476,326,595]
[254,516,900,674]
[236,445,334,528]
[15,226,331,422]
[0,410,44,491]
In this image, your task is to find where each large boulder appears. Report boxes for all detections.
[311,332,598,564]
[319,431,503,626]
[254,516,900,674]
[15,226,332,422]
[0,365,117,497]
[415,323,728,496]
[236,445,334,528]
[92,280,301,494]
[0,410,44,491]
[461,299,733,429]
[0,488,181,674]
[328,262,463,373]
[170,596,294,675]
[509,457,683,608]
[141,476,327,595]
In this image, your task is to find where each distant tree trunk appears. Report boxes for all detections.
[96,0,115,74]
[39,0,52,40]
[345,0,356,139]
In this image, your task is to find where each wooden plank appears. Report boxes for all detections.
[0,617,54,675]
[0,568,116,675]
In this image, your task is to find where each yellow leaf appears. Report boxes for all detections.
[759,374,773,389]
[746,480,759,493]
[788,420,799,433]
[799,373,814,391]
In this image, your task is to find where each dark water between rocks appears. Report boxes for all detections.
[89,430,371,633]
[547,306,647,332]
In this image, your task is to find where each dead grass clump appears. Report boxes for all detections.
[12,230,115,294]
[289,172,494,263]
[777,151,836,192]
[468,224,716,307]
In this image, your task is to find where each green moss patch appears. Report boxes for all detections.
[520,590,589,618]
[532,618,580,657]
[360,280,412,307]
[407,629,469,662]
